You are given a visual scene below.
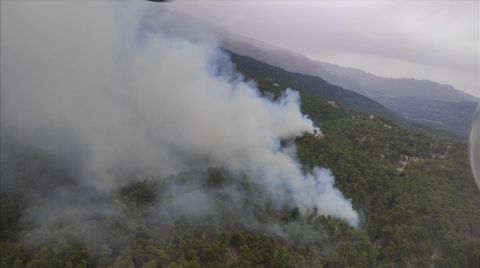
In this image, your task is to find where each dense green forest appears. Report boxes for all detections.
[1,56,479,267]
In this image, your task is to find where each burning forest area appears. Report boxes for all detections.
[1,1,479,267]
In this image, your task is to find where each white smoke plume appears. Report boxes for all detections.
[1,0,358,238]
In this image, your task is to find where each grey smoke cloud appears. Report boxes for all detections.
[1,0,358,243]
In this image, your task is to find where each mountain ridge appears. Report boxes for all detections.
[225,50,401,124]
[153,8,477,137]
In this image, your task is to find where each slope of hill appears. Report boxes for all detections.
[227,50,465,139]
[379,97,478,137]
[2,52,479,267]
[222,40,478,137]
[226,50,401,123]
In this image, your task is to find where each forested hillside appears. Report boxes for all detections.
[226,51,400,123]
[1,56,479,268]
[226,51,461,140]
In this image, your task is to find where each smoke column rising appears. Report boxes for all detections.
[1,0,358,233]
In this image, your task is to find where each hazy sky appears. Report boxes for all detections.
[170,1,479,97]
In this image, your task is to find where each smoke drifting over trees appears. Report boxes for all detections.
[1,1,357,246]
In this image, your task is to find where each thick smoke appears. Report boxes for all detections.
[1,0,358,243]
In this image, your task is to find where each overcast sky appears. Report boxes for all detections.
[170,1,479,97]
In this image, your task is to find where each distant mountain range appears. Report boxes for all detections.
[153,8,479,137]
